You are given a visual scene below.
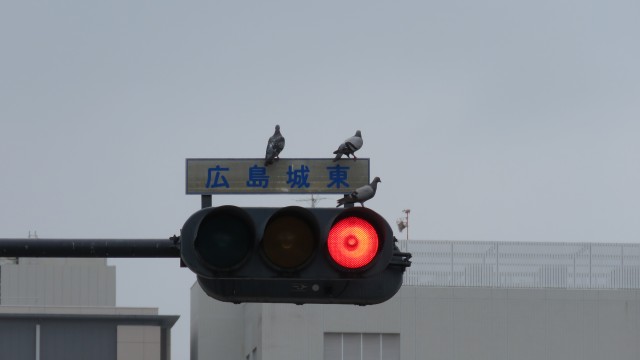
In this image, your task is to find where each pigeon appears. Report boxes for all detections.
[264,125,285,166]
[333,130,363,162]
[336,177,381,207]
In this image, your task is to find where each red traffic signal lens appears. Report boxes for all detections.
[327,216,379,269]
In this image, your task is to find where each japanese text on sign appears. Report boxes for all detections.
[186,158,370,194]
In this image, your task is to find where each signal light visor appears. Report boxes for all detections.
[327,216,379,269]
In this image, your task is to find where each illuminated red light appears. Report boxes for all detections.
[327,216,379,269]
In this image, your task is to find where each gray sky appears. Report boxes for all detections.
[2,1,639,359]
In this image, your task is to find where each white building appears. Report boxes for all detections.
[0,257,178,360]
[191,241,640,360]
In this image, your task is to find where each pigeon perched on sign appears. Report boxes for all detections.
[333,130,363,162]
[264,125,285,166]
[336,177,381,207]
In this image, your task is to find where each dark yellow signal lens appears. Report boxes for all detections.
[262,214,317,270]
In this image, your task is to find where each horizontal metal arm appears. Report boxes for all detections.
[0,237,181,258]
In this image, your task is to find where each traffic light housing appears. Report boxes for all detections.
[180,205,411,305]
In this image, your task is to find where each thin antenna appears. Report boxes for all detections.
[296,194,327,208]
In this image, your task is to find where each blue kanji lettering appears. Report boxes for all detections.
[205,165,230,188]
[246,164,269,188]
[326,164,350,188]
[286,165,311,188]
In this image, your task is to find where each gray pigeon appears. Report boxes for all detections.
[264,125,285,166]
[336,177,381,207]
[333,130,363,162]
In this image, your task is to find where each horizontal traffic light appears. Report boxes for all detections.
[180,205,411,304]
[181,206,394,279]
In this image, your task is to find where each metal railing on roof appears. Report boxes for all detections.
[401,241,640,289]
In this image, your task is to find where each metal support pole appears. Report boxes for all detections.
[404,209,410,241]
[36,324,40,360]
[201,195,212,209]
[0,238,180,258]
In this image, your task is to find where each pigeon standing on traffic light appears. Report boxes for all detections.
[332,130,363,161]
[264,125,285,166]
[336,177,381,207]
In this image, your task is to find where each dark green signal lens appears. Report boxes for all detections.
[262,213,317,270]
[194,210,253,270]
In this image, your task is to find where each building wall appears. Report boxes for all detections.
[117,325,162,360]
[0,306,177,360]
[0,258,115,306]
[0,317,153,360]
[190,283,243,360]
[0,257,176,360]
[401,287,640,360]
[39,320,117,360]
[192,284,640,360]
[0,319,36,360]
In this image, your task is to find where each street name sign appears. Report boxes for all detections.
[186,158,370,195]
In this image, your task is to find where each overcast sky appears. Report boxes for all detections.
[2,1,639,359]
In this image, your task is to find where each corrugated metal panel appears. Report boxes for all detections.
[0,258,116,306]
